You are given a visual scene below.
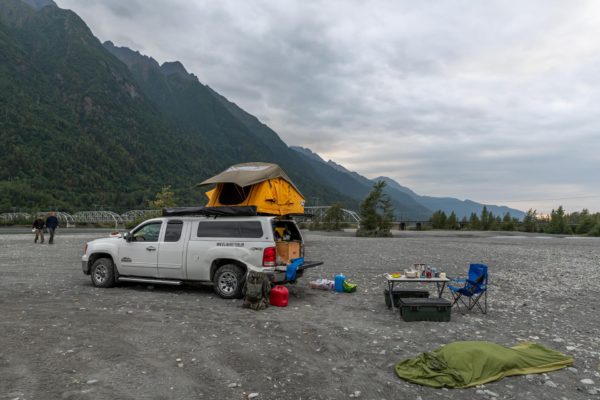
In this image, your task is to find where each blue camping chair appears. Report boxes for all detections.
[448,263,488,314]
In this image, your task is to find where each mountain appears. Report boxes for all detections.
[291,147,433,220]
[0,0,212,210]
[0,0,525,220]
[0,0,353,211]
[20,0,54,9]
[290,147,524,220]
[102,41,356,207]
[374,176,525,219]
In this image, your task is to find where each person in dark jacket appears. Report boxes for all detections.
[32,216,45,244]
[45,212,59,245]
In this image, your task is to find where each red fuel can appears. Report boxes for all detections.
[269,285,289,307]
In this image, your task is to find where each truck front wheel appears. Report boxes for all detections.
[213,264,245,299]
[90,257,116,288]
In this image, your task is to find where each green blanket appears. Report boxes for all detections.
[395,341,573,388]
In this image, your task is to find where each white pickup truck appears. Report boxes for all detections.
[81,215,322,298]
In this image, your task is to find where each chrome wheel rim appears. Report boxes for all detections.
[94,264,108,284]
[218,272,237,294]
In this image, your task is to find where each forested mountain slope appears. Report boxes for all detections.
[0,0,353,211]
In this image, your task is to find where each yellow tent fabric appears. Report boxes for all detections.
[200,163,305,216]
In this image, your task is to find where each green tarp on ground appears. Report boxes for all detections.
[395,341,573,388]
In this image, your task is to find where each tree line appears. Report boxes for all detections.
[309,181,600,238]
[429,206,600,236]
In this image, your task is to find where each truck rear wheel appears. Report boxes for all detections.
[90,257,116,288]
[213,264,245,299]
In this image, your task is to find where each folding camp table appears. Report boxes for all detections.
[385,274,450,312]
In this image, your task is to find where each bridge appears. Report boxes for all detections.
[3,207,364,228]
[302,206,361,223]
[0,212,32,223]
[0,212,76,227]
[121,209,161,222]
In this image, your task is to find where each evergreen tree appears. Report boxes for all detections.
[492,215,501,230]
[430,210,447,229]
[469,212,481,230]
[356,181,394,237]
[480,206,489,230]
[545,206,571,234]
[522,209,538,232]
[380,195,395,233]
[501,212,516,231]
[323,202,344,231]
[446,211,458,230]
[575,209,595,234]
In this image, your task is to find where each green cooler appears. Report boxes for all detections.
[399,298,452,322]
[384,288,429,308]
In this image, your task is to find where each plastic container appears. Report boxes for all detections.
[398,298,452,322]
[334,274,346,293]
[309,279,334,290]
[384,288,430,308]
[269,285,289,307]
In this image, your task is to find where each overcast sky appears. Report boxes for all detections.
[56,0,600,213]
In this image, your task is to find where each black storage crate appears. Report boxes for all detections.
[399,298,452,322]
[384,288,429,308]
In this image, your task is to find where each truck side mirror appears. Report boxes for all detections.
[124,232,132,242]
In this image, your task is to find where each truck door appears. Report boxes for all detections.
[157,220,186,279]
[118,221,162,277]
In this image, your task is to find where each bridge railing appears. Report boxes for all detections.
[121,209,161,222]
[73,211,124,229]
[301,206,361,224]
[0,212,32,224]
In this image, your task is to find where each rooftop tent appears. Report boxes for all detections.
[198,163,305,216]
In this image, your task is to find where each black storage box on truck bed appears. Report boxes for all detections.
[384,288,429,308]
[399,298,452,322]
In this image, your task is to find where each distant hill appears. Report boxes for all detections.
[374,176,525,219]
[291,147,525,220]
[291,147,433,220]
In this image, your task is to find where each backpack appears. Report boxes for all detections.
[242,270,271,310]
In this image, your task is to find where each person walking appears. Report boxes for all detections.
[32,216,45,244]
[45,212,59,245]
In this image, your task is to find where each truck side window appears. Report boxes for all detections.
[238,221,263,238]
[197,221,238,237]
[197,221,263,238]
[164,220,183,242]
[132,222,162,242]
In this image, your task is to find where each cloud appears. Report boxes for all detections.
[55,0,600,212]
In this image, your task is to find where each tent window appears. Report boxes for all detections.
[219,183,250,205]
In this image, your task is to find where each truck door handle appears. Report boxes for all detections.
[146,246,156,251]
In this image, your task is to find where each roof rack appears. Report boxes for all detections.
[162,206,258,217]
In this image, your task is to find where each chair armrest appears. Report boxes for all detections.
[450,278,466,283]
[465,279,485,287]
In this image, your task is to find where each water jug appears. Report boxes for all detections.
[269,285,289,307]
[334,274,346,293]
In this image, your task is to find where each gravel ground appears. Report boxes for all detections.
[1,229,599,400]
